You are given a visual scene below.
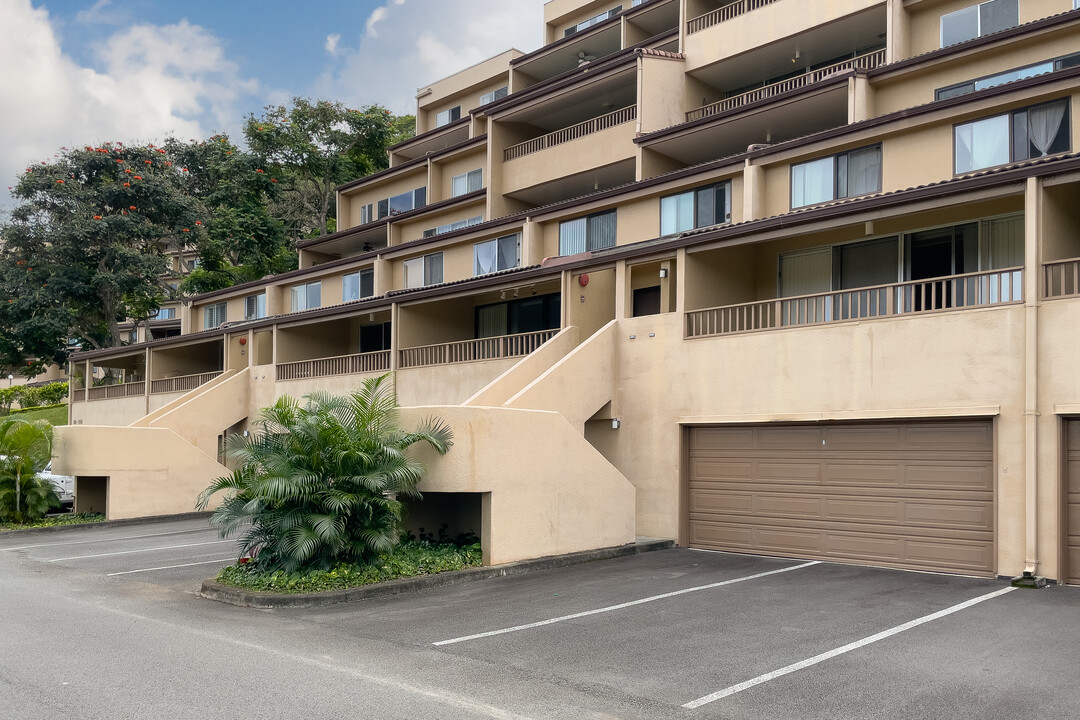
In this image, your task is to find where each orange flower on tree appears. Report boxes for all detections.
[129,205,136,210]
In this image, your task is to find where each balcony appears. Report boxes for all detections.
[686,49,885,122]
[687,0,779,34]
[87,380,146,401]
[686,268,1023,338]
[1044,257,1080,299]
[399,330,559,368]
[504,106,637,162]
[150,371,224,394]
[276,351,391,381]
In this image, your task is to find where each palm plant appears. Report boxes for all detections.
[0,418,57,523]
[197,374,453,572]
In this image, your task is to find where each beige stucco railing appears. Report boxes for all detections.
[503,106,637,162]
[276,351,391,381]
[686,268,1023,338]
[686,49,887,122]
[1043,258,1080,299]
[87,380,147,401]
[400,329,559,369]
[687,0,779,33]
[150,371,224,395]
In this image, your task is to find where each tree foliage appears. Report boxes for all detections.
[0,418,56,523]
[244,98,414,239]
[197,374,452,573]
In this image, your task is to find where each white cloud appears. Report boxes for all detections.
[75,0,122,25]
[0,0,259,211]
[324,33,341,55]
[323,0,541,114]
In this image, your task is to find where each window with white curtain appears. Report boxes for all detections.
[289,282,321,312]
[435,106,461,127]
[954,99,1070,174]
[342,269,374,302]
[243,293,266,320]
[479,86,508,105]
[559,210,616,256]
[660,182,730,235]
[203,302,227,329]
[404,253,444,289]
[451,169,483,197]
[474,234,521,276]
[791,146,881,209]
[940,0,1017,48]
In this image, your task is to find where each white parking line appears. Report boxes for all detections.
[433,560,820,647]
[107,557,237,576]
[49,540,233,562]
[2,527,213,552]
[683,585,1018,709]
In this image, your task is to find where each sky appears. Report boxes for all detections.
[0,0,543,212]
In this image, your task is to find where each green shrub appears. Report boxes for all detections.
[0,513,105,532]
[36,383,69,406]
[215,540,482,593]
[13,386,42,410]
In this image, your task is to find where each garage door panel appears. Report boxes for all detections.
[1068,461,1080,493]
[690,427,754,451]
[1067,504,1080,533]
[688,421,995,576]
[1068,545,1080,585]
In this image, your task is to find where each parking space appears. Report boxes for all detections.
[0,517,236,591]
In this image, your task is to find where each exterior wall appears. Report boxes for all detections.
[500,121,638,194]
[638,55,689,134]
[431,147,488,203]
[338,166,429,230]
[906,0,1069,58]
[69,395,147,427]
[392,199,487,247]
[397,360,520,407]
[416,50,519,133]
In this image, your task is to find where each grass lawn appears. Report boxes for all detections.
[8,404,68,426]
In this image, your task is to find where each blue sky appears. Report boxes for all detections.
[0,0,542,210]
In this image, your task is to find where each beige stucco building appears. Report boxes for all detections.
[57,0,1080,582]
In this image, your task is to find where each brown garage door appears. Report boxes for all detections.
[1066,421,1080,585]
[687,421,995,576]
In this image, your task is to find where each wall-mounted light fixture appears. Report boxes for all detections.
[659,268,668,278]
[611,418,621,430]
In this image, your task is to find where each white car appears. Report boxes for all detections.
[38,462,75,510]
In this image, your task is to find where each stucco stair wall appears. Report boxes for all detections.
[130,369,238,429]
[133,368,251,456]
[463,326,581,408]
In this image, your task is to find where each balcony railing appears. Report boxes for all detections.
[686,49,887,122]
[87,380,147,401]
[150,371,224,395]
[687,0,779,33]
[1044,258,1080,299]
[71,388,86,403]
[503,106,637,162]
[686,268,1023,338]
[399,329,558,369]
[276,351,391,381]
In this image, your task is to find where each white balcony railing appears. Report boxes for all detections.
[686,49,887,122]
[276,351,391,381]
[1044,258,1080,299]
[503,106,637,162]
[399,329,558,369]
[150,371,223,395]
[687,0,779,34]
[87,380,147,401]
[686,268,1023,338]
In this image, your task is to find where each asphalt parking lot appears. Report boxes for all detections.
[3,517,1080,719]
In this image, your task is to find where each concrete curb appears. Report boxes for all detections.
[200,538,676,609]
[0,512,212,538]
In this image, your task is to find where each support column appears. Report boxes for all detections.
[885,0,910,64]
[742,160,764,223]
[847,75,874,123]
[389,302,401,372]
[615,260,629,320]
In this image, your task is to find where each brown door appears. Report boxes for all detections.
[687,421,995,576]
[1066,421,1080,585]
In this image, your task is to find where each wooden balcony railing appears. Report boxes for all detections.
[686,49,887,122]
[87,380,147,401]
[150,371,224,395]
[686,268,1023,338]
[503,106,637,161]
[276,351,391,381]
[70,389,86,403]
[687,0,779,33]
[1043,257,1080,299]
[399,329,558,369]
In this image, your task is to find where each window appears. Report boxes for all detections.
[564,6,622,36]
[451,169,483,197]
[559,210,617,256]
[404,253,443,289]
[791,146,881,209]
[422,215,484,238]
[954,99,1070,174]
[244,293,266,320]
[342,269,374,302]
[150,307,176,320]
[289,281,321,312]
[359,203,374,225]
[935,52,1080,101]
[435,106,461,127]
[940,0,1017,47]
[479,86,508,105]
[188,258,200,270]
[359,322,392,353]
[204,302,227,329]
[660,182,730,235]
[476,294,561,338]
[377,187,426,219]
[474,234,521,276]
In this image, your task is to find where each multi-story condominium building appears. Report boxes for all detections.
[58,0,1080,585]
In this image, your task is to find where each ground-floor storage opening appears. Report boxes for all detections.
[74,476,108,516]
[685,420,995,576]
[402,492,484,547]
[1065,420,1080,585]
